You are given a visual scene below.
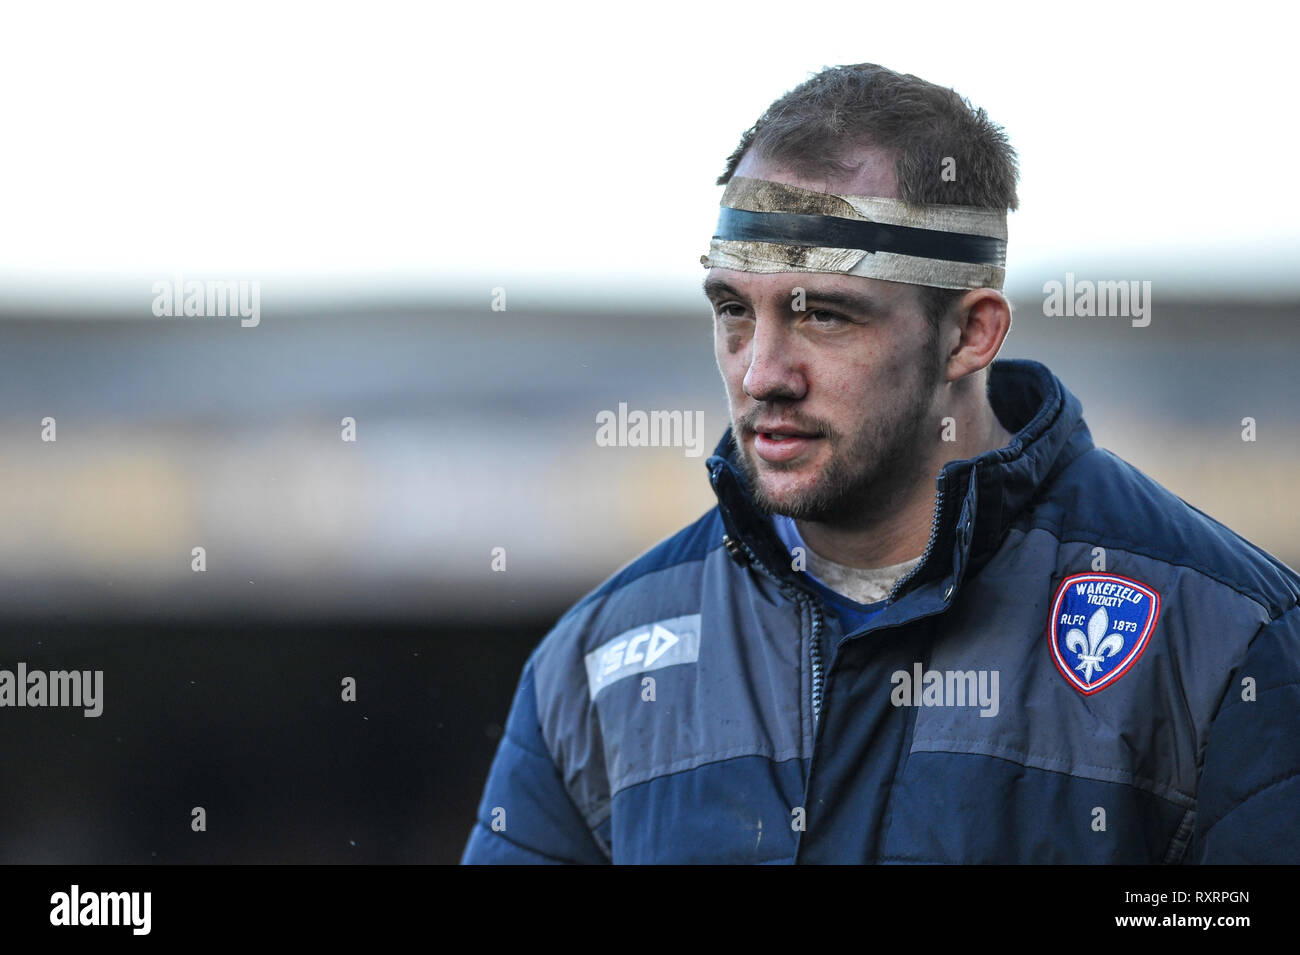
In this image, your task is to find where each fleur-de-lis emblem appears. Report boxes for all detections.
[1064,607,1126,683]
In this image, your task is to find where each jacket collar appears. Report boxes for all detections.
[705,358,1095,605]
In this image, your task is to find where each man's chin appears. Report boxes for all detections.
[738,452,809,491]
[748,469,830,518]
[739,454,872,523]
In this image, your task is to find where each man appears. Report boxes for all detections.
[462,64,1300,863]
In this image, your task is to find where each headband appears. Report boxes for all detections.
[700,176,1007,291]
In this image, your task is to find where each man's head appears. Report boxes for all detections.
[703,63,1019,525]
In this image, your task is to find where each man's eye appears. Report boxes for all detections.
[715,304,748,320]
[807,310,847,325]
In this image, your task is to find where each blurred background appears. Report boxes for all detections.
[0,1,1295,862]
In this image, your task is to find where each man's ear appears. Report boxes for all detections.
[945,289,1012,382]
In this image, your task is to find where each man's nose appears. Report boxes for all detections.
[742,315,805,402]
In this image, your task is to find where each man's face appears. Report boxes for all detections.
[705,152,947,524]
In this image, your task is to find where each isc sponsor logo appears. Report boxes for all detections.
[583,615,701,700]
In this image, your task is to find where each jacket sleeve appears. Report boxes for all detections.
[1189,602,1300,863]
[460,654,609,864]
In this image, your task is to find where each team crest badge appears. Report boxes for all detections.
[1048,573,1160,694]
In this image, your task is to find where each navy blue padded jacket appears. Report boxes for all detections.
[462,359,1300,863]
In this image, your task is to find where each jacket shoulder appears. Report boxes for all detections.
[1037,445,1300,617]
[528,505,725,694]
[521,506,727,830]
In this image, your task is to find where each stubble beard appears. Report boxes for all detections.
[732,341,944,527]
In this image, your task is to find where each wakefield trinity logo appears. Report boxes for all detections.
[1049,573,1161,694]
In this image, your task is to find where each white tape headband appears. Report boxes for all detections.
[700,176,1008,291]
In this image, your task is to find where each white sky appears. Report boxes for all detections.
[1,0,1296,310]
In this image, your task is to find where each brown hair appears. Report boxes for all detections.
[717,63,1019,325]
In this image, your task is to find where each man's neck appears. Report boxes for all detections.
[795,404,1014,570]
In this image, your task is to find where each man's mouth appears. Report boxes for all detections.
[757,430,815,440]
[749,424,823,463]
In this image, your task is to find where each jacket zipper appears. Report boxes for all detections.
[729,533,826,729]
[803,473,944,728]
[724,469,951,732]
[721,467,959,764]
[804,473,949,724]
[885,471,948,604]
[806,596,825,727]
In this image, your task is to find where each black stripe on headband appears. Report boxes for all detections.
[714,207,1005,266]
